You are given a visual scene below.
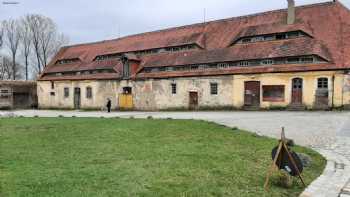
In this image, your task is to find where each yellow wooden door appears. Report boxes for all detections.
[119,94,133,109]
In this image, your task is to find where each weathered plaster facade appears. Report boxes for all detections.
[37,71,350,110]
[233,71,348,109]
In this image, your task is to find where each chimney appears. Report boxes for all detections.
[287,0,295,25]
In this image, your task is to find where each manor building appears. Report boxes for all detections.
[38,1,350,110]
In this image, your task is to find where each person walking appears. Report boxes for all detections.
[106,98,112,113]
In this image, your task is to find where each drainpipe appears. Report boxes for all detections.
[332,75,335,109]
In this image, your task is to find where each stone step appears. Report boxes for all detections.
[287,104,306,111]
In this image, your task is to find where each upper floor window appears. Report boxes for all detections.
[317,78,328,89]
[234,30,307,45]
[210,83,218,95]
[141,55,326,74]
[86,87,93,99]
[95,53,121,61]
[56,58,79,65]
[239,61,250,67]
[51,81,55,89]
[261,59,274,65]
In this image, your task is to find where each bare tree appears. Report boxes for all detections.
[19,17,32,80]
[26,14,43,72]
[3,19,21,80]
[0,55,18,80]
[0,23,3,48]
[25,14,69,74]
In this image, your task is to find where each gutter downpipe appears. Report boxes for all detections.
[332,75,335,109]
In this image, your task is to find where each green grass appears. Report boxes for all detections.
[0,118,326,197]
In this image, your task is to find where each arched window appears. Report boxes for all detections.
[86,87,92,99]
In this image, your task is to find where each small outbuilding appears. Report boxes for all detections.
[0,81,37,109]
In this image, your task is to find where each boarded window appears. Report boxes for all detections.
[171,83,177,94]
[0,89,11,98]
[86,87,93,99]
[210,83,218,95]
[64,87,69,98]
[317,78,328,89]
[262,85,285,102]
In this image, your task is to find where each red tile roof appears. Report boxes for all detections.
[44,59,123,73]
[40,1,350,81]
[38,73,120,81]
[139,37,331,68]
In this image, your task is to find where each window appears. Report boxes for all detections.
[0,89,11,98]
[317,78,328,89]
[218,63,229,69]
[276,33,287,40]
[171,83,177,94]
[287,31,300,39]
[123,61,130,78]
[263,85,285,102]
[86,87,93,99]
[51,81,55,89]
[241,38,252,43]
[64,87,69,98]
[261,59,274,65]
[210,83,218,95]
[300,57,314,63]
[287,57,300,64]
[50,92,55,96]
[239,61,250,67]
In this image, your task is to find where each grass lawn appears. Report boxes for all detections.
[0,118,326,197]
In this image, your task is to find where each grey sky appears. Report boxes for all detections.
[1,0,349,45]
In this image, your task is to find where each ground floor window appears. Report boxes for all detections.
[262,85,285,102]
[86,87,93,99]
[64,87,69,98]
[317,78,328,89]
[210,83,218,95]
[171,83,177,94]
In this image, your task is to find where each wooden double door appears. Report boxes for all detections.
[244,81,260,107]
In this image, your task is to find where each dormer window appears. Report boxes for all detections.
[95,53,121,61]
[55,58,79,65]
[233,30,309,45]
[261,59,274,65]
[239,61,250,67]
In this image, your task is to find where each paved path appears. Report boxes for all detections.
[1,110,350,197]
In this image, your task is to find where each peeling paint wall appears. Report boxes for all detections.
[233,71,346,109]
[37,71,350,110]
[37,80,119,109]
[132,76,234,110]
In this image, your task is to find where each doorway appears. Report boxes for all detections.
[119,87,133,109]
[189,91,198,110]
[74,87,81,109]
[291,78,303,104]
[244,81,260,107]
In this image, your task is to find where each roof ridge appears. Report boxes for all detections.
[62,1,336,49]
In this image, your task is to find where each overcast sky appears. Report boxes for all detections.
[1,0,349,45]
